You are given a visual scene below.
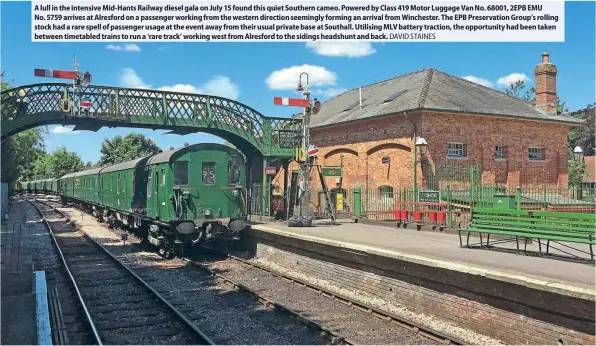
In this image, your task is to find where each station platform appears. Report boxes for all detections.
[249,219,595,296]
[245,219,595,344]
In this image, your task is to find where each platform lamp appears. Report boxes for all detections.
[573,146,584,161]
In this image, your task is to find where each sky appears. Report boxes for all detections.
[1,1,595,163]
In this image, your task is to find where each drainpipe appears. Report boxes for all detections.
[404,111,418,203]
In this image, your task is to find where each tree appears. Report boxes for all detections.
[504,80,567,114]
[504,80,536,102]
[567,147,588,187]
[99,133,161,166]
[28,147,85,179]
[568,103,595,156]
[1,74,48,187]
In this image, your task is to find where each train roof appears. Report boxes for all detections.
[60,167,104,179]
[101,156,150,173]
[146,143,239,165]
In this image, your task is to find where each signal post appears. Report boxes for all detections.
[273,73,328,226]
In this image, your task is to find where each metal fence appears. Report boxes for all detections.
[310,185,596,228]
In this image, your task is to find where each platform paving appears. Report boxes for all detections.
[250,219,596,296]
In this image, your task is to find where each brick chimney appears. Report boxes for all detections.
[534,52,558,114]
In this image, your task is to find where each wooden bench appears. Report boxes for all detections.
[458,208,596,261]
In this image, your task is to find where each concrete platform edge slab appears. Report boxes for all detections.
[34,271,52,345]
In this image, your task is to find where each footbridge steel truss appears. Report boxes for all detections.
[1,83,302,157]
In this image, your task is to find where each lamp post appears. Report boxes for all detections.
[573,146,584,161]
[414,137,428,200]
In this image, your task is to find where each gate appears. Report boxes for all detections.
[249,184,270,217]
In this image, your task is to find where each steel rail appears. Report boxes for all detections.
[225,253,467,345]
[27,198,104,345]
[182,256,354,345]
[30,198,215,345]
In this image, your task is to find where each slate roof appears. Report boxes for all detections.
[304,68,583,128]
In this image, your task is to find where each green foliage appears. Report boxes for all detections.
[567,147,588,187]
[30,146,85,179]
[99,133,161,166]
[1,72,48,187]
[504,80,536,102]
[504,80,567,114]
[568,103,595,156]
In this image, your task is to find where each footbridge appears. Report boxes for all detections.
[1,83,301,158]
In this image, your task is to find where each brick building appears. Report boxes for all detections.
[272,53,582,198]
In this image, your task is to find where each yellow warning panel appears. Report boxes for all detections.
[336,193,344,211]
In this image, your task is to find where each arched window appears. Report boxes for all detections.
[378,185,394,208]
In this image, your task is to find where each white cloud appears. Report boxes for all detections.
[305,42,376,58]
[51,125,79,134]
[106,44,141,52]
[120,68,151,89]
[462,76,494,88]
[496,73,530,88]
[119,68,240,100]
[265,64,338,90]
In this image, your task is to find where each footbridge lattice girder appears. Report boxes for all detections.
[1,83,301,157]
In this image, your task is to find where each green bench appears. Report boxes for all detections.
[458,208,596,261]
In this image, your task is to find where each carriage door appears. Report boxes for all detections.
[154,171,160,219]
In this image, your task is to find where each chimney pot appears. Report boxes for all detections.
[542,52,550,63]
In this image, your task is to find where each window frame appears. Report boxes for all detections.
[495,145,506,160]
[447,143,467,158]
[227,160,241,185]
[202,162,217,186]
[528,147,544,161]
[173,161,190,186]
[147,176,152,197]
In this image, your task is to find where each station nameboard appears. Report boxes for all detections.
[418,190,441,203]
[321,167,342,177]
[276,130,300,148]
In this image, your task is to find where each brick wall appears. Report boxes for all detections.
[271,111,569,192]
[244,231,595,345]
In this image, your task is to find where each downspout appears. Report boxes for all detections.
[404,111,418,203]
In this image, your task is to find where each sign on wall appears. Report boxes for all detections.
[418,190,441,203]
[264,166,277,175]
[322,167,342,177]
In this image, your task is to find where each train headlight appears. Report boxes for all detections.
[204,209,211,216]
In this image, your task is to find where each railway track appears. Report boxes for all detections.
[28,197,213,345]
[189,248,467,345]
[34,195,466,345]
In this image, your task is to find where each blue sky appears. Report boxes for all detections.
[1,1,595,163]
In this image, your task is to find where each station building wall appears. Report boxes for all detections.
[272,111,570,193]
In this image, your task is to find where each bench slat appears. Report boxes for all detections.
[472,213,596,228]
[472,218,595,233]
[530,210,596,221]
[463,227,595,244]
[472,208,529,216]
[468,223,594,240]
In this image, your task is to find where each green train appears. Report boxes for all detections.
[21,143,249,258]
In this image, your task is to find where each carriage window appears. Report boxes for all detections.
[228,161,240,185]
[147,176,152,197]
[174,162,189,186]
[202,162,216,186]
